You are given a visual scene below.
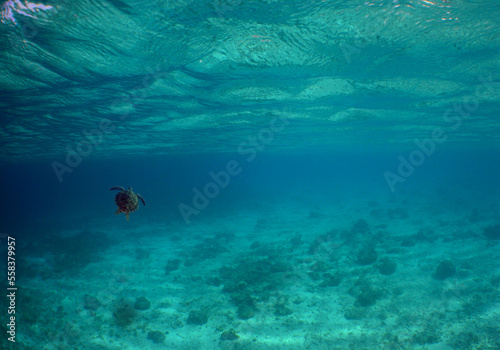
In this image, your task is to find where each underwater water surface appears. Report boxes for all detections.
[0,0,499,349]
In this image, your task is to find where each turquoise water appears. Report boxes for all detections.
[0,0,499,349]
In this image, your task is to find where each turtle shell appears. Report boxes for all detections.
[111,186,145,221]
[115,188,139,215]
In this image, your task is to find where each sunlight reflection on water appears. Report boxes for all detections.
[1,0,53,25]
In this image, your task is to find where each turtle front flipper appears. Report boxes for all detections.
[126,213,130,221]
[137,194,146,206]
[115,208,121,215]
[110,186,126,191]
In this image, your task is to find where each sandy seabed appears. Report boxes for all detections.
[6,190,500,350]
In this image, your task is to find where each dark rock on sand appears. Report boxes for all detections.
[147,330,166,343]
[483,224,500,240]
[83,294,101,311]
[433,260,456,280]
[356,247,377,265]
[378,258,397,275]
[221,328,239,341]
[187,309,209,325]
[134,296,151,310]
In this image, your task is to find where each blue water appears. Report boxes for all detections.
[2,148,498,230]
[0,0,499,349]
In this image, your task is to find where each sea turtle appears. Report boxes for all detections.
[110,186,145,221]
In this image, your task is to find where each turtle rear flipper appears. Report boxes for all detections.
[110,186,126,191]
[126,213,130,221]
[115,208,121,215]
[137,194,146,206]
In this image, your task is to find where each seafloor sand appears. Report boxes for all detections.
[5,190,500,350]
